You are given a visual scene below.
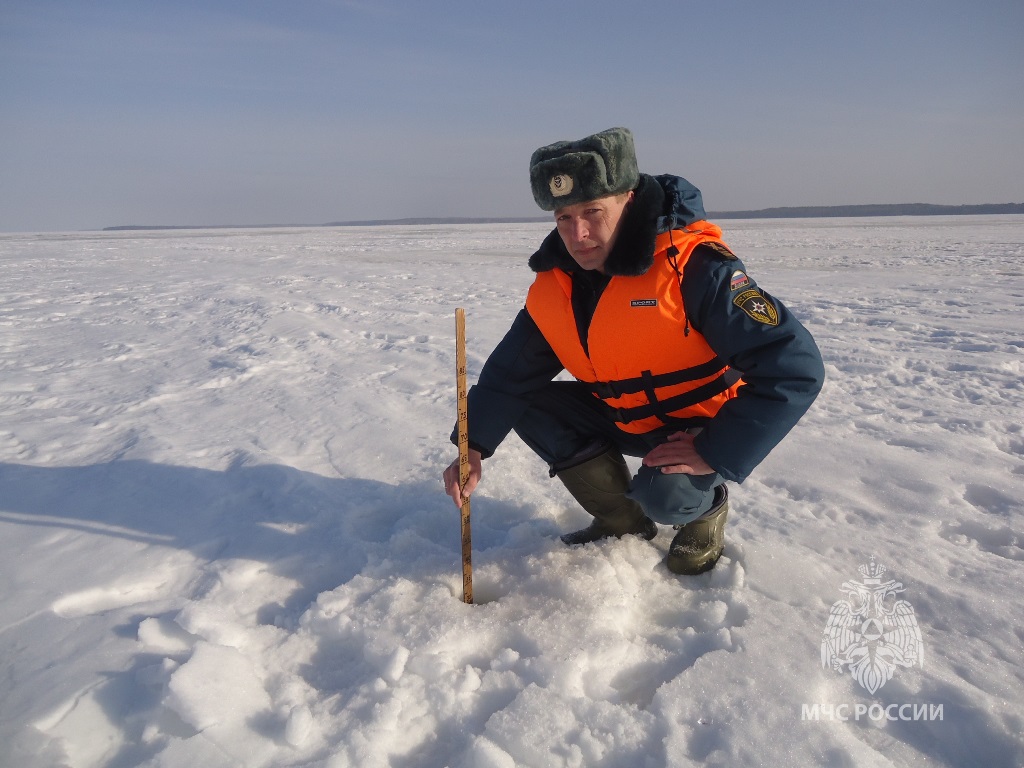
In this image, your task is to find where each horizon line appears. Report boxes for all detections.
[99,201,1024,232]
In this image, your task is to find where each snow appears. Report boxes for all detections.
[1,216,1022,767]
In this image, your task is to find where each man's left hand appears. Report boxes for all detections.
[642,431,715,475]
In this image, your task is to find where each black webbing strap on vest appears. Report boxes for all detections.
[586,356,727,400]
[605,368,742,425]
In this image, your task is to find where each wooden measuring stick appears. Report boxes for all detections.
[456,308,473,604]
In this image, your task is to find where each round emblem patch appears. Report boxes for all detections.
[549,174,574,198]
[733,288,779,326]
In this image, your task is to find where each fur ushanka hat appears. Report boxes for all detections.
[529,127,640,211]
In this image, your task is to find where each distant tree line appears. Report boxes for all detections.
[708,203,1024,219]
[104,203,1024,231]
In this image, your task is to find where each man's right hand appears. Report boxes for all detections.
[443,449,482,507]
[642,430,715,475]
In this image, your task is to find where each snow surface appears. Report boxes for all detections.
[1,217,1022,768]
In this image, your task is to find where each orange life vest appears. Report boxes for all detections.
[525,222,743,434]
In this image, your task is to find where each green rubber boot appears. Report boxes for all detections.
[666,485,729,575]
[556,448,658,546]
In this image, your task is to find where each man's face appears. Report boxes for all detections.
[554,191,634,273]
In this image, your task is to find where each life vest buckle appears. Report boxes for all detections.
[610,407,634,425]
[591,381,621,399]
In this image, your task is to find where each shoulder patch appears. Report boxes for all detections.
[733,288,779,326]
[729,270,750,291]
[705,241,737,260]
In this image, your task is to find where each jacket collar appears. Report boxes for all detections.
[527,174,706,277]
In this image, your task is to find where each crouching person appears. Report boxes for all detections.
[444,128,824,574]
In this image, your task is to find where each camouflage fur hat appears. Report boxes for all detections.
[529,127,640,211]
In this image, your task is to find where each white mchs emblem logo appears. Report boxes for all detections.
[549,174,574,198]
[821,558,924,694]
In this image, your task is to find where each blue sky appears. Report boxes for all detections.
[1,0,1022,231]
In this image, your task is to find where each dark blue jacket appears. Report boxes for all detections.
[460,174,824,483]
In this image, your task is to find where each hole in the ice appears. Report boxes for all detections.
[469,579,505,605]
[446,576,506,605]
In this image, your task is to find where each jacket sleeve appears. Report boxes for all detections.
[683,246,825,483]
[450,308,564,458]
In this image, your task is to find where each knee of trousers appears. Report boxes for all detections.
[626,465,722,526]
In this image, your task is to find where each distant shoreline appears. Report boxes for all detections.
[103,202,1024,231]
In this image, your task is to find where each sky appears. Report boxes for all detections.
[1,0,1022,232]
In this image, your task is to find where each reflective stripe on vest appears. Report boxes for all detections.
[526,223,743,433]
